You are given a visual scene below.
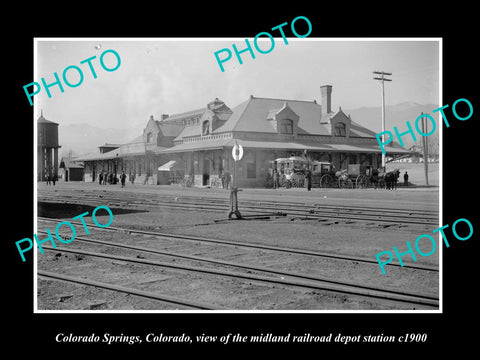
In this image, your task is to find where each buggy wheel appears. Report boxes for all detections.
[293,174,305,188]
[299,177,305,188]
[320,174,333,188]
[291,175,299,188]
[356,174,367,189]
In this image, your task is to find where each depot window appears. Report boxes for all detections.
[202,120,210,135]
[334,122,346,137]
[146,132,154,143]
[279,119,293,134]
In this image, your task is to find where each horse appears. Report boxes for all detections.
[370,168,380,189]
[384,169,400,190]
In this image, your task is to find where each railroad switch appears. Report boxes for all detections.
[227,187,242,220]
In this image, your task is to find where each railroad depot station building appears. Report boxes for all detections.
[76,85,410,187]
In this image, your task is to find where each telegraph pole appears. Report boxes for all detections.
[421,112,429,185]
[373,71,392,169]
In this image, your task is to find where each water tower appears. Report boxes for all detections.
[37,112,61,181]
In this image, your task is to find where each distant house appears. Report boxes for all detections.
[59,157,84,181]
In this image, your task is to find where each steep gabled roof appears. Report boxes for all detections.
[37,114,58,125]
[213,96,334,135]
[174,122,203,140]
[212,97,252,133]
[349,120,377,137]
[60,158,84,169]
[157,121,184,137]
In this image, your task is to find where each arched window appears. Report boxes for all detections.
[202,120,210,135]
[279,119,293,134]
[334,122,346,137]
[146,132,154,143]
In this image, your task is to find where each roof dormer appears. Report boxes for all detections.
[330,107,351,138]
[266,101,299,137]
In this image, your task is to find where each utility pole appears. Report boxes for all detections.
[421,112,429,185]
[373,71,392,169]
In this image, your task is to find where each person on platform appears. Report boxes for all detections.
[305,167,312,191]
[221,172,225,189]
[224,171,231,190]
[120,171,126,188]
[273,170,279,189]
[404,171,409,187]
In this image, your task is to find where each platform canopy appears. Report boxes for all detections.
[158,160,178,171]
[160,138,413,156]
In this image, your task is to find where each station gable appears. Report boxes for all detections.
[329,108,352,138]
[267,101,300,137]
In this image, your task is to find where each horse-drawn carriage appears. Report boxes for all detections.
[311,161,336,188]
[335,164,375,188]
[334,164,400,189]
[266,156,400,190]
[267,157,335,189]
[269,156,306,188]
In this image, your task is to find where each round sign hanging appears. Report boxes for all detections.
[232,143,244,161]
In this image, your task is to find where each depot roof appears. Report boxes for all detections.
[210,96,377,138]
[160,137,412,155]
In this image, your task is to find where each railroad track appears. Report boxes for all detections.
[37,217,439,272]
[38,270,222,310]
[38,188,438,227]
[37,218,439,310]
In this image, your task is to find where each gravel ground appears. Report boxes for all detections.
[35,182,440,311]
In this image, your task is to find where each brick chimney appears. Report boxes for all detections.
[320,85,332,114]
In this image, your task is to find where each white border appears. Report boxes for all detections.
[33,37,443,314]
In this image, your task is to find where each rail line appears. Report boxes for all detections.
[38,270,223,310]
[37,212,439,309]
[38,189,438,226]
[36,185,440,309]
[37,217,439,272]
[38,242,439,308]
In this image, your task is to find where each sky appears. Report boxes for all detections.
[35,38,440,131]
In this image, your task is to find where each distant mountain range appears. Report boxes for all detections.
[58,102,439,159]
[58,124,137,159]
[345,102,440,150]
[344,101,440,134]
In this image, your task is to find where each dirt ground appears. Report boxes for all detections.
[35,182,440,311]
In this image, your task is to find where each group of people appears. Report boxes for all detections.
[45,172,57,186]
[98,171,117,185]
[220,171,232,189]
[272,167,313,191]
[98,171,129,188]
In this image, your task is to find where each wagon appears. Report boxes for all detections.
[311,162,336,188]
[337,164,375,188]
[268,157,335,188]
[272,156,306,188]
